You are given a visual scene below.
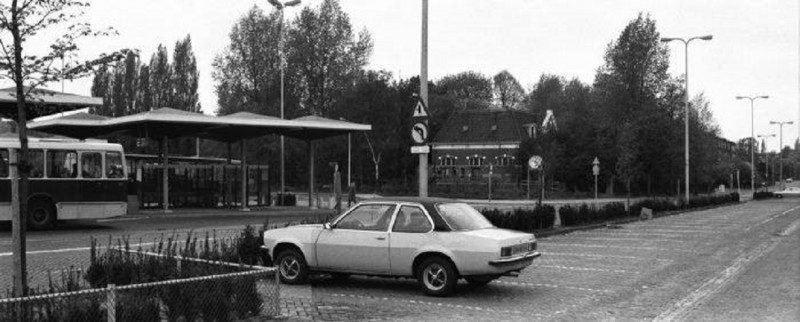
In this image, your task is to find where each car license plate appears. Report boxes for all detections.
[510,244,528,256]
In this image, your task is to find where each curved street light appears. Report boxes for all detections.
[736,95,769,194]
[661,35,712,202]
[267,0,302,197]
[757,133,776,187]
[770,120,794,188]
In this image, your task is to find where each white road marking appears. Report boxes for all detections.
[535,264,637,274]
[329,293,549,317]
[573,231,684,238]
[561,237,686,243]
[539,243,680,251]
[544,252,672,262]
[653,220,795,322]
[493,280,613,293]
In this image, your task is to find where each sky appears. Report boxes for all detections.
[5,0,799,152]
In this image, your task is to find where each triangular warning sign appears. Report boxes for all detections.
[412,98,429,118]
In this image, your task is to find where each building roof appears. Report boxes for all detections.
[0,87,103,119]
[431,110,539,144]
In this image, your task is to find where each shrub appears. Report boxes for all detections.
[275,193,296,206]
[481,205,555,231]
[753,191,774,200]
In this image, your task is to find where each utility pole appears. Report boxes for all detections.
[418,0,429,197]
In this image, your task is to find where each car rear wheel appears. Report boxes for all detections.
[276,249,308,284]
[417,257,457,296]
[28,200,56,230]
[465,275,499,287]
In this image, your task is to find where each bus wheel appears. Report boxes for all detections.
[28,200,56,230]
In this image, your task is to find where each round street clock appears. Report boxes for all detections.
[411,122,429,144]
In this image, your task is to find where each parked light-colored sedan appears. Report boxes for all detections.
[262,197,541,296]
[775,187,800,198]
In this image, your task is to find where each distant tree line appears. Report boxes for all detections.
[88,2,797,196]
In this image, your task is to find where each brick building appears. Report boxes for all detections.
[430,110,544,185]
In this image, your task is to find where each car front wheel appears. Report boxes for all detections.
[276,249,308,284]
[417,257,457,296]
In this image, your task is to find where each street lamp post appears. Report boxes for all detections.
[757,134,775,189]
[770,120,794,188]
[268,0,301,199]
[661,35,712,202]
[736,95,769,193]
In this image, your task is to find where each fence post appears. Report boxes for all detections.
[106,283,117,322]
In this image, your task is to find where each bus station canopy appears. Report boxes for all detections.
[28,107,372,212]
[0,87,103,120]
[28,107,371,141]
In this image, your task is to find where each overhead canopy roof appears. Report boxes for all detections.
[28,107,371,141]
[0,87,103,119]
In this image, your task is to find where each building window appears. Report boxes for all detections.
[495,154,513,166]
[467,155,485,166]
[438,155,456,166]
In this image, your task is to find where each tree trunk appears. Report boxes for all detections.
[11,0,30,296]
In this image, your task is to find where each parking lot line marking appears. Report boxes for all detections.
[544,252,673,262]
[329,293,550,317]
[539,242,678,251]
[493,280,613,293]
[561,237,687,243]
[535,264,638,274]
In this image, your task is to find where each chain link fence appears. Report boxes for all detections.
[0,265,279,321]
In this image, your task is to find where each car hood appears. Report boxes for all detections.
[460,227,535,242]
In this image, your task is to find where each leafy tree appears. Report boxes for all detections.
[492,70,524,109]
[287,0,373,116]
[436,71,493,110]
[149,44,172,108]
[0,0,130,295]
[171,35,200,112]
[212,6,282,116]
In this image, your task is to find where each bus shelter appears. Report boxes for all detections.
[0,87,103,120]
[29,108,371,212]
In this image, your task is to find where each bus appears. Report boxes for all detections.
[0,137,128,229]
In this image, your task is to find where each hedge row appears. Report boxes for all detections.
[481,205,556,231]
[559,202,629,227]
[753,191,774,200]
[479,193,741,231]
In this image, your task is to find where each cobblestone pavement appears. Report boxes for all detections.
[274,199,800,321]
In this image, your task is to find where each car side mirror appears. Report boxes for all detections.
[324,223,332,230]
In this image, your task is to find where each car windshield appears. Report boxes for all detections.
[435,203,494,231]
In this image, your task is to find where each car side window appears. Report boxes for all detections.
[336,204,396,231]
[392,206,432,233]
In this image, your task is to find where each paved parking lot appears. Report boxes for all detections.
[2,199,798,321]
[278,199,800,321]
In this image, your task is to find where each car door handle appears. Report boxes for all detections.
[375,237,386,240]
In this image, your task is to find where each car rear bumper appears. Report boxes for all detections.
[489,251,541,266]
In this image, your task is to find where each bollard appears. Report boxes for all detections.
[106,283,117,322]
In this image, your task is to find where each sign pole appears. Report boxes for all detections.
[488,164,493,202]
[418,0,429,198]
[526,167,531,200]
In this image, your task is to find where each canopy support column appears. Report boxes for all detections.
[240,140,250,211]
[308,140,316,209]
[162,136,171,213]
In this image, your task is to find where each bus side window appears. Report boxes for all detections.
[0,149,8,178]
[29,150,44,178]
[47,150,77,178]
[106,152,124,178]
[80,152,102,179]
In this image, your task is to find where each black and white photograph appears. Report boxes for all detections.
[1,0,798,320]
